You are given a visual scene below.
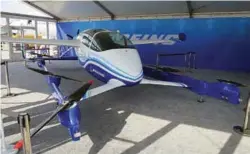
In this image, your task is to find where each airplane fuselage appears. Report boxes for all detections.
[74,29,144,86]
[77,48,144,86]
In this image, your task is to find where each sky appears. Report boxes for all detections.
[0,0,51,17]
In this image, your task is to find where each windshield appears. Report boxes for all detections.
[93,32,135,51]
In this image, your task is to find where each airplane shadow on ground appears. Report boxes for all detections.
[2,92,132,154]
[2,85,246,154]
[1,61,248,154]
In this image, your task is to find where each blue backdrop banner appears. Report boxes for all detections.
[57,17,250,72]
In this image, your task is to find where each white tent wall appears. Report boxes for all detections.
[1,12,57,61]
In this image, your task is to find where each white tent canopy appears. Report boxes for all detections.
[1,0,52,18]
[1,1,250,21]
[21,1,250,21]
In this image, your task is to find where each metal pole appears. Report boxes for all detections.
[156,54,159,70]
[233,92,250,136]
[46,21,51,64]
[184,54,187,72]
[188,52,191,72]
[243,93,250,134]
[34,20,38,51]
[4,61,11,95]
[6,17,13,60]
[193,53,196,69]
[2,61,16,97]
[18,113,32,154]
[46,21,49,40]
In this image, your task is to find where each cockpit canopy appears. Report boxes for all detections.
[81,29,135,52]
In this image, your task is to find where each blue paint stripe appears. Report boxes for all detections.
[90,53,143,78]
[91,56,143,78]
[82,58,143,81]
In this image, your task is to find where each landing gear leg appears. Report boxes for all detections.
[1,61,18,98]
[47,76,81,141]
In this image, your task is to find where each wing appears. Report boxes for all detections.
[81,79,125,100]
[140,78,187,87]
[1,36,81,47]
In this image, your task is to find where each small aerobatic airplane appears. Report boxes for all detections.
[2,29,186,145]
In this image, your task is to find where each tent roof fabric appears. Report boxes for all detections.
[20,1,250,21]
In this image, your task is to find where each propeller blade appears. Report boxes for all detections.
[68,80,93,102]
[29,103,64,138]
[77,29,80,35]
[26,66,52,75]
[55,74,82,82]
[29,80,93,138]
[66,34,74,40]
[159,67,181,73]
[26,65,82,82]
[145,65,182,73]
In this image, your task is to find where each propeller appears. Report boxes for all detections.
[145,65,182,73]
[157,66,182,73]
[30,80,93,138]
[66,29,80,40]
[14,80,93,150]
[25,64,82,82]
[68,80,93,102]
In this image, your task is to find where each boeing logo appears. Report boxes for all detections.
[124,33,186,45]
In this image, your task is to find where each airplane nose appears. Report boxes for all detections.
[118,49,143,79]
[100,49,143,81]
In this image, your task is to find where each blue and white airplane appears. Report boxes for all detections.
[2,29,187,98]
[2,29,187,142]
